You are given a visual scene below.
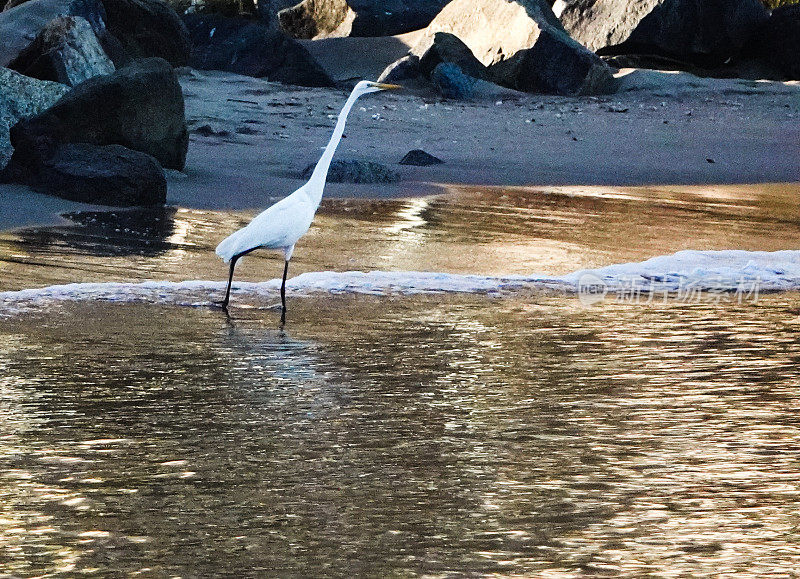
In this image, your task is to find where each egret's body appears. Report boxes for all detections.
[215,80,400,322]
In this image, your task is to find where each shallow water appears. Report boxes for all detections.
[1,184,800,576]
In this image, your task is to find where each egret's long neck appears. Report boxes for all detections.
[306,90,362,206]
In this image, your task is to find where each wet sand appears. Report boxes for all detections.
[168,65,800,212]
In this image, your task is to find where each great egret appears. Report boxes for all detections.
[214,80,401,323]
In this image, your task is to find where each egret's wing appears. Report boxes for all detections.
[215,193,315,262]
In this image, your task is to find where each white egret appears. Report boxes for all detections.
[215,80,401,323]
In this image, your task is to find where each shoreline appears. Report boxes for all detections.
[2,63,800,229]
[167,66,800,210]
[3,180,800,234]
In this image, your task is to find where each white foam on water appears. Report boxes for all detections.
[1,250,799,314]
[565,249,800,291]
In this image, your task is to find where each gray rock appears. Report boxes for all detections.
[492,24,616,95]
[399,149,442,166]
[8,15,115,86]
[6,57,188,172]
[430,62,477,99]
[620,0,768,67]
[278,0,450,38]
[256,0,297,25]
[560,0,769,68]
[101,0,191,66]
[751,5,800,80]
[0,67,69,169]
[278,0,351,38]
[556,0,662,52]
[0,0,111,67]
[418,32,488,80]
[177,0,257,16]
[183,13,334,86]
[377,54,420,83]
[0,0,188,68]
[2,142,166,206]
[301,159,400,183]
[414,0,563,67]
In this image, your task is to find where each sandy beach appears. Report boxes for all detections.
[165,36,800,212]
[1,33,799,224]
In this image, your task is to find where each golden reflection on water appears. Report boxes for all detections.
[0,295,797,575]
[1,182,800,291]
[0,184,800,575]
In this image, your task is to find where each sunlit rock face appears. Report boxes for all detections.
[555,0,662,52]
[492,25,616,95]
[413,0,563,67]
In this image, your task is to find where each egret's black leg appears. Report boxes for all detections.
[280,260,289,326]
[219,255,239,310]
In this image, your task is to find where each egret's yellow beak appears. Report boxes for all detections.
[374,83,402,90]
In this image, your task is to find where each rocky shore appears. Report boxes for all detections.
[0,0,799,213]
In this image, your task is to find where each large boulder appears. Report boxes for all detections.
[430,62,477,99]
[0,0,189,68]
[278,0,351,38]
[418,31,488,80]
[555,0,662,52]
[183,13,334,86]
[413,0,563,67]
[0,67,69,169]
[172,0,256,16]
[256,0,297,25]
[750,4,800,80]
[490,24,615,95]
[277,0,450,38]
[8,15,115,86]
[377,54,420,82]
[560,0,769,67]
[2,142,167,206]
[6,57,188,171]
[0,0,111,67]
[101,0,191,66]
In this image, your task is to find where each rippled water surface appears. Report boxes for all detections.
[1,184,800,576]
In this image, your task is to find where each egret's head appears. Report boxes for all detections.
[355,80,402,96]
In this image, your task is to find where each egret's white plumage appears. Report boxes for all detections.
[214,80,401,320]
[215,184,315,263]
